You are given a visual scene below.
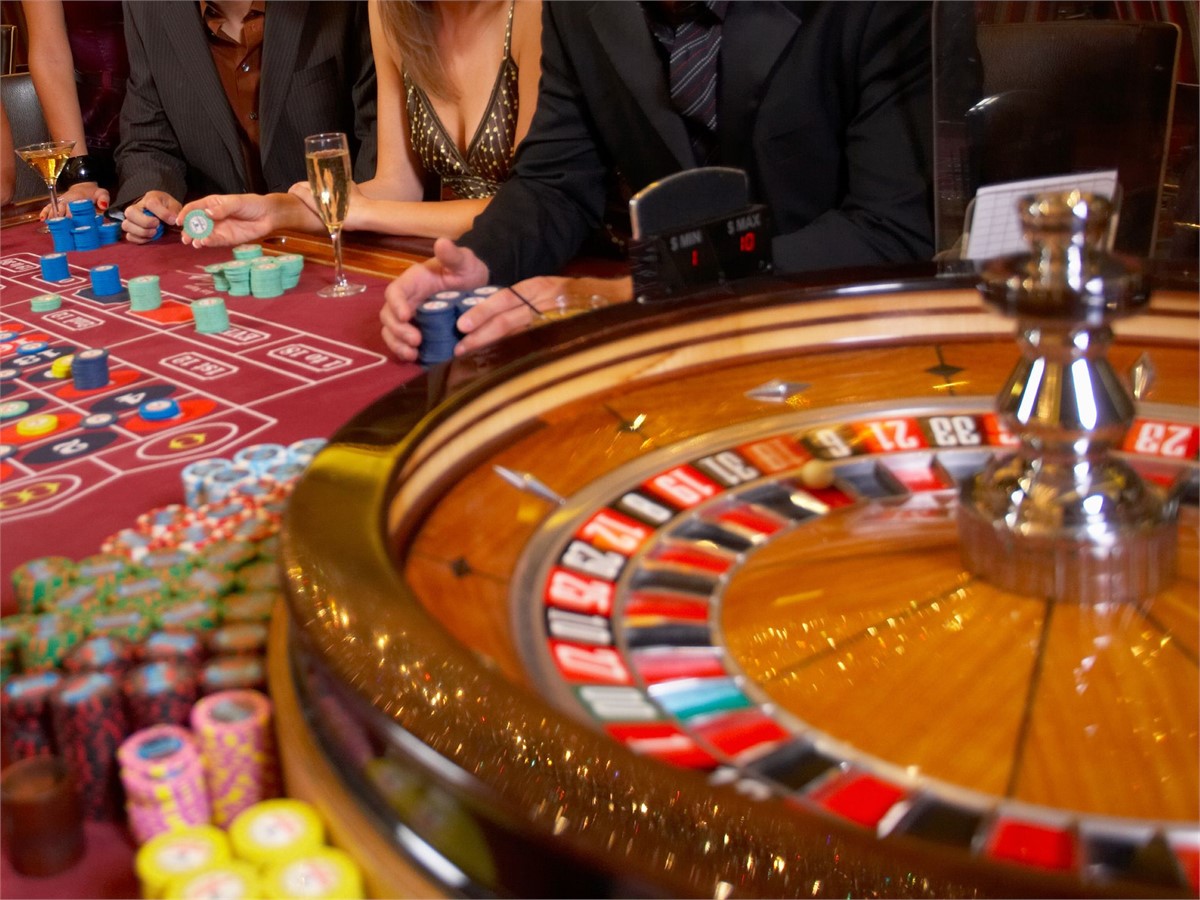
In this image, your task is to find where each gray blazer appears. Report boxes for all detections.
[115,0,377,208]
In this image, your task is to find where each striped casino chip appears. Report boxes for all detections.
[120,726,213,845]
[50,671,128,819]
[1,669,62,760]
[228,798,324,867]
[261,847,364,900]
[190,690,279,827]
[123,661,200,730]
[135,824,231,897]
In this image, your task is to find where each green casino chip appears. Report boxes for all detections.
[30,293,62,312]
[183,209,214,239]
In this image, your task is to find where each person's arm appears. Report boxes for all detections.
[113,3,188,212]
[23,0,110,216]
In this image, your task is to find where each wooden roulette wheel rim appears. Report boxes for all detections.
[275,265,1198,898]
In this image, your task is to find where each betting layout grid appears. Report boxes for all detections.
[0,235,402,609]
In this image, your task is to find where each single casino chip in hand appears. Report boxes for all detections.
[183,210,214,240]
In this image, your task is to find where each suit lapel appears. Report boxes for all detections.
[163,3,244,179]
[719,3,803,166]
[259,0,306,167]
[588,2,693,170]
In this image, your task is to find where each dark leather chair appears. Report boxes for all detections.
[967,20,1180,257]
[2,72,51,205]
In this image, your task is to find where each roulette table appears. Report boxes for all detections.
[274,258,1199,898]
[0,218,423,615]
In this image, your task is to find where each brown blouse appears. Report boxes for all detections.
[403,0,519,200]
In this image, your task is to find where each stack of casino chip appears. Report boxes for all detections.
[205,262,230,292]
[89,263,122,296]
[228,798,325,868]
[50,670,128,819]
[124,659,199,730]
[120,726,213,844]
[20,612,86,671]
[261,847,365,899]
[30,292,62,313]
[276,253,304,289]
[234,442,287,477]
[49,580,104,619]
[72,347,111,390]
[87,605,154,645]
[1,669,62,759]
[190,689,279,827]
[69,198,96,220]
[141,630,207,668]
[232,244,262,260]
[192,296,230,334]
[39,251,71,281]
[12,555,76,612]
[49,354,73,379]
[62,634,136,679]
[135,825,231,896]
[415,295,459,367]
[0,615,33,681]
[46,217,76,252]
[128,274,163,311]
[199,654,266,696]
[249,259,283,298]
[99,220,122,245]
[223,260,251,296]
[73,222,100,251]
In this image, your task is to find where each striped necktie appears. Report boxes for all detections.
[664,7,722,164]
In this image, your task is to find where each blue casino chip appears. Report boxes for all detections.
[16,341,49,355]
[138,398,181,422]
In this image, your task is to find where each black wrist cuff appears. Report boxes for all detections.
[59,155,98,188]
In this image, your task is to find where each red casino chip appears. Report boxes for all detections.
[50,671,129,820]
[123,661,200,731]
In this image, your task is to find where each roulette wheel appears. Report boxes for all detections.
[272,220,1198,896]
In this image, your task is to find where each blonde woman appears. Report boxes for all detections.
[179,0,542,246]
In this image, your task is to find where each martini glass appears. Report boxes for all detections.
[16,140,76,231]
[304,132,364,297]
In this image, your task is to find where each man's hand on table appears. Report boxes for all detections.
[381,237,634,362]
[381,237,489,361]
[121,191,182,244]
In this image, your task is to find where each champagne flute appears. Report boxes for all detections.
[304,132,364,297]
[16,139,76,232]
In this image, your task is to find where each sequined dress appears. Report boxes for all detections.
[404,1,519,200]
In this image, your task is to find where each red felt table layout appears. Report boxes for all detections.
[0,222,421,614]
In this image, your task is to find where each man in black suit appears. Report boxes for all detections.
[116,0,376,243]
[381,0,933,361]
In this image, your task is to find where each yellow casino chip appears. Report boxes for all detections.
[228,798,324,866]
[136,825,232,899]
[261,847,363,900]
